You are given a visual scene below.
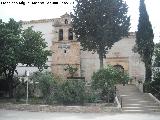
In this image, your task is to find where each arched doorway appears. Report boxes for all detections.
[113,64,124,73]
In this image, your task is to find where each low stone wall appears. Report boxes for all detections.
[0,103,121,113]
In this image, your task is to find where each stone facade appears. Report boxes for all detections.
[19,13,145,83]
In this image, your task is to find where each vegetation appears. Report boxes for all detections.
[71,0,130,69]
[145,43,160,99]
[14,67,129,105]
[135,0,154,82]
[153,42,160,67]
[27,72,86,105]
[0,19,51,97]
[54,79,85,105]
[151,70,160,99]
[91,65,129,102]
[29,72,58,104]
[64,64,78,77]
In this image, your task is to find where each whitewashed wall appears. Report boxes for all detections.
[16,20,54,76]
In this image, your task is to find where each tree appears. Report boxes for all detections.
[153,42,160,67]
[72,0,130,68]
[91,65,129,102]
[0,19,51,97]
[136,0,154,82]
[0,19,22,97]
[20,27,51,70]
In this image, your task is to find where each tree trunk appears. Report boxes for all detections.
[145,63,152,83]
[99,53,104,69]
[8,81,13,98]
[5,68,15,98]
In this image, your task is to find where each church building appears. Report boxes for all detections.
[19,13,145,85]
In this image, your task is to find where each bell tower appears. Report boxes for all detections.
[51,13,80,78]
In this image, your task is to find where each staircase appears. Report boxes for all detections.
[116,84,160,113]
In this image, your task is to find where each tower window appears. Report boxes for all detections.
[65,19,68,24]
[59,29,63,41]
[68,28,73,40]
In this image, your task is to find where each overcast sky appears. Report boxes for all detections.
[0,0,160,43]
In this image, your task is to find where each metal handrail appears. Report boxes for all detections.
[150,85,160,94]
[115,86,122,108]
[149,85,160,99]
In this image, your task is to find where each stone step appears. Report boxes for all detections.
[122,106,160,109]
[123,104,160,108]
[116,84,160,113]
[122,109,160,113]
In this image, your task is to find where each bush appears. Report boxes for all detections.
[54,79,85,105]
[15,82,26,100]
[92,66,121,90]
[15,77,35,101]
[85,89,101,103]
[30,71,58,104]
[91,65,129,102]
[147,70,160,99]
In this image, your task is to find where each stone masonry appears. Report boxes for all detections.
[19,13,145,84]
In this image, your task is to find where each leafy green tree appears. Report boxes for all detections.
[20,27,51,70]
[135,0,154,82]
[91,65,126,90]
[72,0,130,68]
[153,42,160,67]
[0,19,51,97]
[91,65,129,102]
[0,19,22,97]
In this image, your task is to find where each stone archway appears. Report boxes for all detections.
[105,57,129,72]
[113,64,124,73]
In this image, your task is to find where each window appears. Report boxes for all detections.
[65,19,68,24]
[59,29,63,41]
[68,28,73,40]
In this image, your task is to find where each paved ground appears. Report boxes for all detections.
[0,109,160,120]
[117,84,160,113]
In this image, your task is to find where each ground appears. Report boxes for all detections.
[0,109,160,120]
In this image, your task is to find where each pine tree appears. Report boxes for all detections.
[136,0,154,82]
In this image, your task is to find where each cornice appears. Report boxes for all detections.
[21,18,54,25]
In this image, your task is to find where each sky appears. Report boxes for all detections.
[0,0,160,43]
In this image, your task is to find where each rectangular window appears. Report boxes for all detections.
[68,28,73,40]
[59,29,63,41]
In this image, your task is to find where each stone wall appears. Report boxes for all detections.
[19,14,145,84]
[0,103,121,113]
[80,34,145,82]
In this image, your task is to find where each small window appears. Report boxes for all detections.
[59,29,63,41]
[65,19,68,24]
[68,28,73,40]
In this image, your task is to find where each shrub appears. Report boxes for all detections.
[85,89,101,103]
[147,70,160,99]
[91,65,129,102]
[64,64,78,77]
[54,79,85,105]
[15,82,26,100]
[15,77,34,101]
[92,66,120,90]
[30,71,58,104]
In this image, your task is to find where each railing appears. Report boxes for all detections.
[149,85,160,100]
[115,86,123,108]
